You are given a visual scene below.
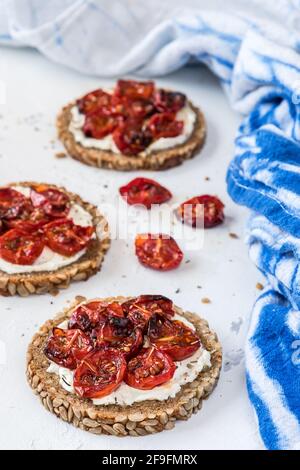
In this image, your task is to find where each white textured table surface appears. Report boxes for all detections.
[0,47,264,450]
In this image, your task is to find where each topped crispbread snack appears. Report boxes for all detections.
[27,295,222,436]
[0,182,110,296]
[57,80,206,171]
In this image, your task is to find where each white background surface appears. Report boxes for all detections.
[0,47,264,450]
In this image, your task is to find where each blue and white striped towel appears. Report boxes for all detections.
[1,0,300,450]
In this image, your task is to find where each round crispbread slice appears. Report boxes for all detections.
[57,101,206,171]
[26,296,222,436]
[0,182,110,297]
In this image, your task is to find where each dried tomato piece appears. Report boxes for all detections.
[135,234,183,271]
[177,195,225,228]
[148,316,201,361]
[114,80,155,101]
[74,349,126,399]
[30,185,70,219]
[0,188,27,220]
[154,89,186,113]
[44,327,94,370]
[0,229,44,265]
[122,295,175,330]
[83,112,119,139]
[119,177,172,209]
[77,89,113,115]
[125,347,176,390]
[113,120,152,155]
[146,112,183,139]
[44,218,94,257]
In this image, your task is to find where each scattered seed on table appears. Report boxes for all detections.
[201,297,211,304]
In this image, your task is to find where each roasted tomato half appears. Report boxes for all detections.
[177,195,224,228]
[119,177,172,209]
[122,295,174,330]
[0,229,44,265]
[44,327,93,370]
[135,234,183,271]
[94,321,143,359]
[148,316,201,361]
[30,185,70,219]
[77,89,113,115]
[73,349,126,399]
[125,347,176,390]
[114,80,155,101]
[0,188,27,220]
[113,120,152,155]
[146,112,184,139]
[83,112,119,139]
[44,218,94,257]
[111,95,154,120]
[154,89,186,113]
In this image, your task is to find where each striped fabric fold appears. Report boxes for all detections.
[1,0,300,449]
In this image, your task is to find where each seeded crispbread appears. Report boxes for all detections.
[26,296,222,436]
[0,182,110,297]
[57,101,206,171]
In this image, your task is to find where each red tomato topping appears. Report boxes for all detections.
[44,327,94,370]
[77,89,113,115]
[119,177,172,209]
[154,89,186,113]
[0,188,27,220]
[0,229,44,265]
[114,80,155,101]
[135,234,183,271]
[94,322,143,359]
[125,347,176,390]
[83,112,119,139]
[73,349,126,399]
[111,95,154,120]
[148,316,201,361]
[146,112,184,139]
[177,195,225,228]
[68,301,109,331]
[113,120,152,155]
[122,295,175,330]
[30,185,70,219]
[44,218,94,257]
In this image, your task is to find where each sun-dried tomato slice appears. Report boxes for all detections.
[148,316,201,361]
[0,188,27,220]
[44,327,93,370]
[73,349,126,399]
[83,112,119,139]
[125,347,176,390]
[30,185,70,219]
[114,80,155,101]
[0,229,44,265]
[119,177,172,209]
[135,234,183,271]
[77,89,113,115]
[177,195,225,228]
[154,89,186,113]
[113,120,152,155]
[146,112,184,139]
[122,295,175,330]
[44,218,94,257]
